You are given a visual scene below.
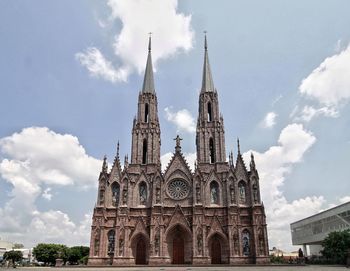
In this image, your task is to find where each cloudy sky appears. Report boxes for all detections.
[1,0,350,251]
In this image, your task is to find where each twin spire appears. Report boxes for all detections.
[142,35,155,93]
[141,33,215,94]
[201,33,215,93]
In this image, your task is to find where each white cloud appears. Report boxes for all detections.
[164,107,196,133]
[0,127,101,246]
[42,188,52,201]
[296,105,339,122]
[76,48,129,83]
[299,44,350,107]
[77,0,194,83]
[243,123,320,251]
[339,196,350,204]
[261,112,277,128]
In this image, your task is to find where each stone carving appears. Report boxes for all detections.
[253,181,258,203]
[196,181,201,203]
[156,182,161,204]
[119,238,124,256]
[197,231,203,255]
[239,182,246,204]
[122,187,128,205]
[154,231,160,256]
[230,183,235,203]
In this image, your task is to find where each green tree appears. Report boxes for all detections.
[67,246,89,265]
[32,243,68,266]
[321,229,350,264]
[3,250,23,268]
[12,244,24,249]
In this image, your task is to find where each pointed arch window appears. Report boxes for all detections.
[111,182,120,207]
[238,181,246,204]
[207,102,213,122]
[142,139,148,164]
[209,137,215,163]
[107,230,115,254]
[144,103,149,123]
[210,181,219,204]
[242,229,250,256]
[139,181,147,205]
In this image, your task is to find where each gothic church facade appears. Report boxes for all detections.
[88,36,269,265]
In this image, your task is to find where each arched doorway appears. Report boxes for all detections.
[135,238,146,264]
[211,235,221,264]
[172,235,184,264]
[166,224,192,264]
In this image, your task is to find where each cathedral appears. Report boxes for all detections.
[88,35,269,266]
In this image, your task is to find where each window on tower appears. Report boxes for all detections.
[209,137,215,163]
[107,230,115,254]
[144,103,149,123]
[142,139,148,164]
[111,182,120,207]
[207,102,212,122]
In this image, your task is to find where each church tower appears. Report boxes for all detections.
[196,35,226,164]
[130,36,161,165]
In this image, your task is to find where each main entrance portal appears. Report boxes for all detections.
[211,236,222,264]
[172,235,184,264]
[135,238,146,264]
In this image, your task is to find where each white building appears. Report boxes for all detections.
[290,201,350,256]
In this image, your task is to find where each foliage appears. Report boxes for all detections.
[67,246,89,265]
[321,229,350,264]
[270,255,287,264]
[3,250,23,267]
[79,255,89,265]
[32,243,68,266]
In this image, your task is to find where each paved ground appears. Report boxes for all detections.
[9,266,348,271]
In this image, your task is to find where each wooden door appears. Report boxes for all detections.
[136,238,146,264]
[172,236,184,264]
[211,237,221,264]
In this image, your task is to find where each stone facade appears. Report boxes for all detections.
[88,36,269,266]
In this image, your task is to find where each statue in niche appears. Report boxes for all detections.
[139,182,147,205]
[119,238,124,256]
[122,187,128,205]
[156,182,161,204]
[93,228,100,256]
[154,232,160,255]
[230,183,235,203]
[197,232,203,255]
[232,228,239,255]
[210,182,219,204]
[253,181,258,203]
[196,182,201,203]
[239,182,246,203]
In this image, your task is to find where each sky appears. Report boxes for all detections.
[0,0,350,251]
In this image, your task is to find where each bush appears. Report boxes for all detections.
[321,229,350,265]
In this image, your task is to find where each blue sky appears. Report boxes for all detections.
[0,0,350,251]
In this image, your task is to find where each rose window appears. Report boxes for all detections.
[168,179,189,200]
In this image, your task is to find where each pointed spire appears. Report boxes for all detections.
[174,135,183,153]
[102,155,108,173]
[201,32,215,93]
[142,33,155,93]
[116,141,120,159]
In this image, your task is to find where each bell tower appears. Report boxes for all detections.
[196,35,226,164]
[130,36,161,165]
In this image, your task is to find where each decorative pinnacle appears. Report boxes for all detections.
[237,138,241,154]
[204,31,208,50]
[117,141,120,158]
[148,32,152,52]
[102,155,108,172]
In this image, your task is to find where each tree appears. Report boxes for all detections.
[67,246,89,265]
[12,244,24,249]
[321,229,350,264]
[32,243,68,266]
[3,250,23,268]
